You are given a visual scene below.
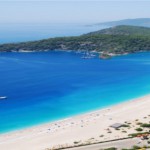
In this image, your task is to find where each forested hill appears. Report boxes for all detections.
[0,25,150,57]
[86,25,150,36]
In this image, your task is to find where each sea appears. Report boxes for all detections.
[0,23,105,44]
[0,24,150,133]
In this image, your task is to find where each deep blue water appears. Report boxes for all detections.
[0,51,150,133]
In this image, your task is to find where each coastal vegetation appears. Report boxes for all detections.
[103,146,150,150]
[0,25,150,58]
[141,123,150,128]
[45,116,150,150]
[135,128,143,132]
[86,25,150,36]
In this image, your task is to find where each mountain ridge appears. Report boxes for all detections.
[94,18,150,28]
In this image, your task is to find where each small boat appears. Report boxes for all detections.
[81,50,97,59]
[0,96,7,100]
[81,53,95,59]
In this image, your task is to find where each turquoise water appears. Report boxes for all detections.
[0,51,150,133]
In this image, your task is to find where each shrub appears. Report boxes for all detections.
[141,123,150,128]
[74,141,80,144]
[136,122,142,125]
[104,148,117,150]
[122,124,130,127]
[135,128,143,131]
[132,145,141,149]
[128,132,149,137]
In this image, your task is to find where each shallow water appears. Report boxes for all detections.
[0,51,150,133]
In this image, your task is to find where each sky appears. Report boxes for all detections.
[0,1,150,24]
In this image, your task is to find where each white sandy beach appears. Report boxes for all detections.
[0,95,150,150]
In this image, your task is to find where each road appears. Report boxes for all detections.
[65,138,149,150]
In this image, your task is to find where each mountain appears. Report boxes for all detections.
[95,18,150,28]
[0,25,150,58]
[86,25,150,36]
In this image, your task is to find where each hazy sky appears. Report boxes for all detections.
[0,1,150,24]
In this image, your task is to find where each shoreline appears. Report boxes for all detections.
[0,93,148,135]
[0,94,150,150]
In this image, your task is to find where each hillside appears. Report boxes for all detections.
[94,18,150,28]
[86,25,150,36]
[0,25,150,58]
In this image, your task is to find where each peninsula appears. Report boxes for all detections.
[0,25,150,58]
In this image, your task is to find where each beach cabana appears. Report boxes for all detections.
[110,123,123,129]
